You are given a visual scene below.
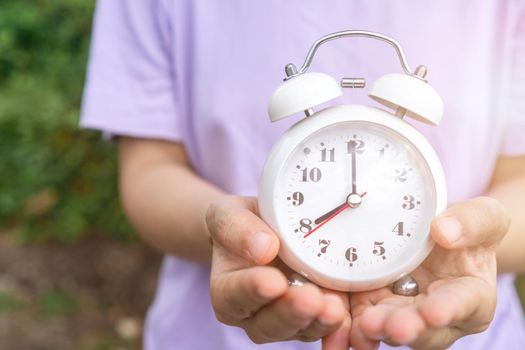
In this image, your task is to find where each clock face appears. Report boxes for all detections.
[273,121,437,287]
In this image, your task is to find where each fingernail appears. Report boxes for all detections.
[436,216,462,244]
[249,231,274,262]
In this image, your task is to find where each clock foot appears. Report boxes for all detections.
[270,258,309,287]
[287,273,307,287]
[392,275,419,296]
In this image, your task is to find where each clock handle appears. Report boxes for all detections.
[284,30,416,80]
[268,30,444,125]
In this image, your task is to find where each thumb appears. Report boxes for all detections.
[206,196,280,264]
[431,196,510,249]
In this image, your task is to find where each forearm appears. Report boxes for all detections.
[490,175,525,273]
[487,155,525,273]
[118,137,223,262]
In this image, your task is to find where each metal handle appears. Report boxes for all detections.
[285,30,414,79]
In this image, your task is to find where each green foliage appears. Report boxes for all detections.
[38,289,78,317]
[0,291,24,313]
[0,0,132,240]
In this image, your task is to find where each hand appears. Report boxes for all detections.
[206,196,352,349]
[350,197,510,350]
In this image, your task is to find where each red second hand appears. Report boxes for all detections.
[303,191,367,239]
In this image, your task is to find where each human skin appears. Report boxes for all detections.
[118,137,525,349]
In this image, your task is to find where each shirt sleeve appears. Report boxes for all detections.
[80,0,183,142]
[501,9,525,156]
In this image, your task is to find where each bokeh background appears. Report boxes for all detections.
[0,1,160,349]
[0,1,523,349]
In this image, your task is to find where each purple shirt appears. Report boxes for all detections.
[81,1,525,349]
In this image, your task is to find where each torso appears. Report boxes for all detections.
[145,1,525,348]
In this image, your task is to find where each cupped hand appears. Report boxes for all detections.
[350,197,510,350]
[206,196,351,349]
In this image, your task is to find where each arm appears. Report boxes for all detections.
[118,137,223,262]
[489,155,525,273]
[118,137,351,349]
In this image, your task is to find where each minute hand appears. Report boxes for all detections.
[350,140,357,194]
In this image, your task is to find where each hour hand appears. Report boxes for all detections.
[314,192,368,225]
[314,202,347,225]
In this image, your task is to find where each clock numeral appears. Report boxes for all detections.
[395,168,409,182]
[402,195,420,210]
[372,241,386,259]
[288,191,304,206]
[318,239,331,257]
[345,247,358,262]
[301,167,322,182]
[298,218,313,234]
[392,221,405,236]
[320,148,335,162]
[378,144,389,158]
[346,139,365,154]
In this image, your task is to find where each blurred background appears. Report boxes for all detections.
[0,1,161,349]
[0,1,523,349]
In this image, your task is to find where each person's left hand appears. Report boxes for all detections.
[349,197,510,350]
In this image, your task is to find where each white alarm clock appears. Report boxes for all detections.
[258,30,447,292]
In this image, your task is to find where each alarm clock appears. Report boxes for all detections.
[258,30,447,292]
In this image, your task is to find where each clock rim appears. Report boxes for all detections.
[258,104,447,291]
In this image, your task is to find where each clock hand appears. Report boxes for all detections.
[304,203,349,238]
[350,140,357,194]
[314,191,368,225]
[306,192,368,238]
[314,202,347,225]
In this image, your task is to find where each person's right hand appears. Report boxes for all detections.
[207,196,351,349]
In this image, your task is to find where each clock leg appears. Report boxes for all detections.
[270,258,309,287]
[392,275,419,296]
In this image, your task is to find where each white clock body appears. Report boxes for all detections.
[258,105,447,292]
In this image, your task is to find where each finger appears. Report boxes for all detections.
[403,326,462,350]
[245,283,324,342]
[383,306,425,345]
[431,196,510,249]
[211,265,288,325]
[322,315,352,350]
[349,290,399,350]
[358,304,396,341]
[206,196,280,264]
[418,277,494,332]
[297,294,348,342]
[349,314,380,350]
